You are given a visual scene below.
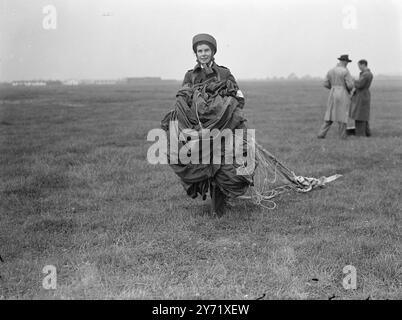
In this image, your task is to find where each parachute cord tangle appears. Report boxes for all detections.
[237,136,342,209]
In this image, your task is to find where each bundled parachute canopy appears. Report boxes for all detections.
[161,78,254,200]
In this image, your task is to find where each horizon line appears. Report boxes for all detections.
[2,73,402,84]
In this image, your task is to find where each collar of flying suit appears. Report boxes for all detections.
[193,60,217,75]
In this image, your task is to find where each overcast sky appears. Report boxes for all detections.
[1,0,401,81]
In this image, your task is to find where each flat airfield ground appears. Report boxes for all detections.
[0,80,401,299]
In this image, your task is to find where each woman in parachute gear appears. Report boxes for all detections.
[183,33,247,216]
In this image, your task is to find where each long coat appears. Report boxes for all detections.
[349,69,373,121]
[323,64,354,123]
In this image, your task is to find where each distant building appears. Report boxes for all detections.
[63,79,79,86]
[80,79,96,85]
[124,77,162,84]
[46,80,63,86]
[94,79,118,85]
[12,81,47,86]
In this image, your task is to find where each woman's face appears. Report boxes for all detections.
[196,44,213,64]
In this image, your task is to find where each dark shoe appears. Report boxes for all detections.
[317,135,325,139]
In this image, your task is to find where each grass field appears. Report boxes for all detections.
[0,80,401,299]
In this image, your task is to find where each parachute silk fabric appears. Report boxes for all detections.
[161,78,254,200]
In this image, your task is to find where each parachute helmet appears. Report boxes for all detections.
[192,33,217,54]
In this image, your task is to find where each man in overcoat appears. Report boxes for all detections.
[318,55,354,139]
[350,59,374,137]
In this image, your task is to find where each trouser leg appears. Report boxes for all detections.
[355,120,367,136]
[346,119,356,136]
[317,121,333,138]
[338,122,347,139]
[366,122,371,137]
[210,181,226,217]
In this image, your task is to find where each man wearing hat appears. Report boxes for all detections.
[318,54,354,139]
[350,59,374,137]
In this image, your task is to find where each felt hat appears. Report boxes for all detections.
[338,54,352,62]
